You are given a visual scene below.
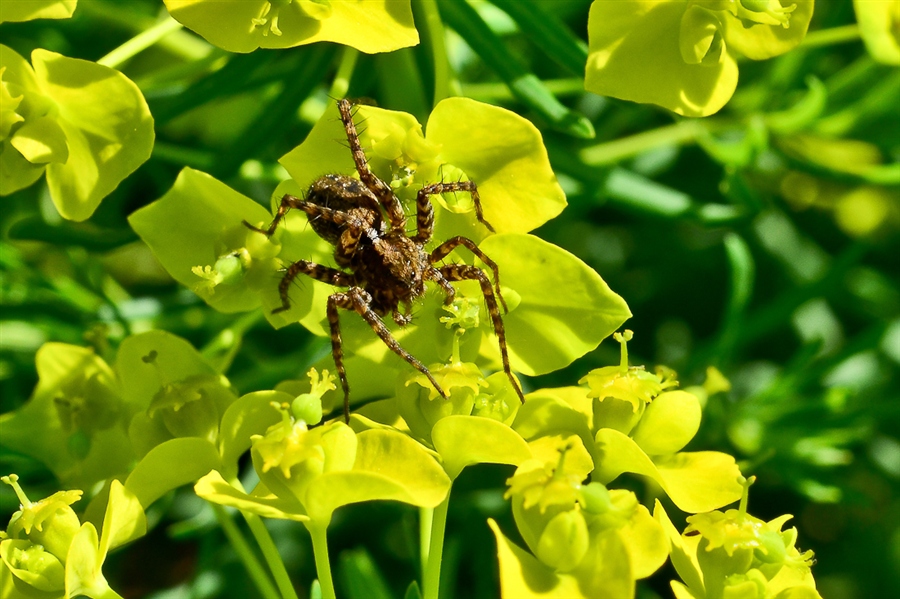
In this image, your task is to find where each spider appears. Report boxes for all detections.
[244,99,525,421]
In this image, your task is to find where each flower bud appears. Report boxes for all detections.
[0,539,66,592]
[536,510,589,572]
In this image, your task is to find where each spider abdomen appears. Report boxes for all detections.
[353,233,429,316]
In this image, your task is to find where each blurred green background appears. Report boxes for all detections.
[1,1,898,598]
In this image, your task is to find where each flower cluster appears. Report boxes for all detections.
[1,475,146,599]
[0,40,152,220]
[586,0,815,116]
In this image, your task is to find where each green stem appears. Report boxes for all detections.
[244,512,300,599]
[414,0,459,102]
[211,504,280,599]
[423,495,450,599]
[419,506,433,578]
[201,310,264,374]
[97,16,184,68]
[579,120,706,166]
[81,0,210,61]
[329,46,359,100]
[800,24,860,49]
[463,78,585,101]
[307,522,337,599]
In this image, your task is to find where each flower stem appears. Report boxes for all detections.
[211,504,280,599]
[244,511,300,599]
[420,506,434,573]
[423,495,450,599]
[800,24,860,49]
[307,522,337,599]
[97,16,184,68]
[580,121,706,166]
[329,46,359,100]
[414,0,460,102]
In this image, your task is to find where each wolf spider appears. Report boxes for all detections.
[244,99,525,421]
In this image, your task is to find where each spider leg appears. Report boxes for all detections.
[243,194,305,237]
[331,287,448,419]
[430,236,508,313]
[428,267,456,302]
[413,180,495,243]
[438,264,525,404]
[336,99,407,230]
[274,260,352,313]
[327,292,353,422]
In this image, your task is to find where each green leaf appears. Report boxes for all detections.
[339,548,394,599]
[128,168,276,314]
[569,529,635,599]
[855,0,900,65]
[124,437,221,509]
[585,0,738,117]
[618,504,668,579]
[115,330,223,408]
[1,43,50,195]
[512,392,595,459]
[194,471,309,522]
[0,139,45,194]
[426,98,568,234]
[8,115,68,164]
[630,390,702,456]
[116,330,238,455]
[304,429,450,524]
[655,500,705,598]
[594,428,743,513]
[0,0,76,23]
[163,0,418,54]
[721,1,815,60]
[32,49,154,221]
[489,518,635,598]
[489,518,585,598]
[97,481,146,558]
[217,391,286,479]
[65,523,123,599]
[479,234,631,376]
[431,415,532,480]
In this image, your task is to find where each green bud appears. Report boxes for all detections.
[578,482,613,514]
[754,527,788,565]
[723,568,768,599]
[536,510,589,572]
[2,475,82,562]
[0,539,66,592]
[291,393,323,425]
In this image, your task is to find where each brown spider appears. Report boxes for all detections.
[244,99,525,421]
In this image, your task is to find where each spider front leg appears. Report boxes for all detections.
[438,264,525,404]
[273,260,352,314]
[336,99,406,229]
[412,180,495,244]
[329,287,448,422]
[430,236,508,313]
[242,194,304,236]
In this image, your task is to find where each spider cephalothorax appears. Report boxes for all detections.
[245,99,525,421]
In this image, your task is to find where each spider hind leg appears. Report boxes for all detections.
[438,264,525,404]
